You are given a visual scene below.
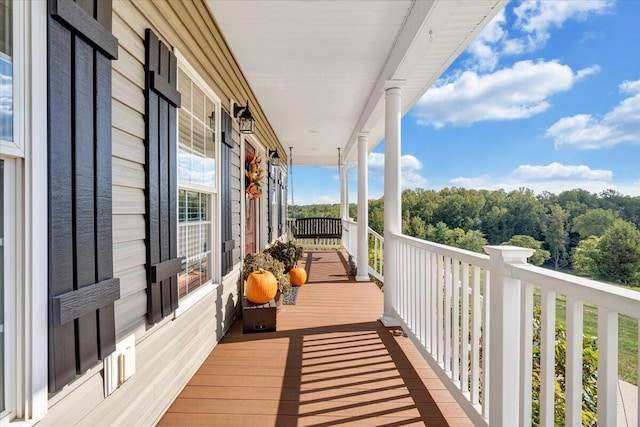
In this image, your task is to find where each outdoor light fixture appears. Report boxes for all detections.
[233,99,255,134]
[268,149,281,167]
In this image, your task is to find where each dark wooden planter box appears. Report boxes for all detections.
[242,296,277,333]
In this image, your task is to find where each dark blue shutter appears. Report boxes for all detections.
[47,0,120,392]
[144,29,182,325]
[221,111,235,276]
[278,171,284,237]
[267,163,274,242]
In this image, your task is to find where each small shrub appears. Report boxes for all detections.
[264,240,303,273]
[531,307,598,426]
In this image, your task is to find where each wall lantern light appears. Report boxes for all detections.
[233,99,255,134]
[268,149,281,167]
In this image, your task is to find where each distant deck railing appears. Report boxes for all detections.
[343,220,640,426]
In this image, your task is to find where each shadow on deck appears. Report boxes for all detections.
[158,251,472,426]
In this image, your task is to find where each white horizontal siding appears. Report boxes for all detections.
[112,127,144,165]
[113,187,145,215]
[115,265,147,299]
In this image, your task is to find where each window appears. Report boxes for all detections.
[0,0,12,144]
[0,0,10,414]
[0,0,47,421]
[177,64,219,298]
[178,190,212,297]
[0,160,4,413]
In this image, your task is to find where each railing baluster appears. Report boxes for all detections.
[410,244,415,328]
[565,296,583,427]
[482,269,490,420]
[452,258,460,384]
[415,246,421,340]
[597,307,618,427]
[415,247,421,342]
[421,248,427,346]
[445,256,452,372]
[520,282,534,427]
[461,262,470,394]
[437,254,445,364]
[403,241,408,318]
[374,236,379,273]
[431,252,438,354]
[397,241,403,317]
[540,288,556,427]
[402,241,408,318]
[425,250,432,350]
[408,244,414,329]
[471,265,481,405]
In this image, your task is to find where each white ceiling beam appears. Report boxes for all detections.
[342,0,436,160]
[342,0,506,162]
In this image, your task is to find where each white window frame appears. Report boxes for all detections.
[1,158,17,424]
[0,0,23,157]
[174,50,222,317]
[0,0,48,425]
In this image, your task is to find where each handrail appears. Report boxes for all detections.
[511,263,640,317]
[392,232,490,270]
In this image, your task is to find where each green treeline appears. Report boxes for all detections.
[290,187,640,286]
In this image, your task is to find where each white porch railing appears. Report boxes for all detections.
[342,219,383,281]
[343,220,640,426]
[342,219,357,255]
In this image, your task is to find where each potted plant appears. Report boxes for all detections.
[264,240,303,273]
[241,252,291,310]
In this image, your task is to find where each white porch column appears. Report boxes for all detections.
[356,133,369,281]
[340,163,348,220]
[381,82,402,326]
[484,245,534,427]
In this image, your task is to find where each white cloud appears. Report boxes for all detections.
[294,193,339,206]
[546,79,640,149]
[465,0,611,72]
[513,0,612,51]
[448,162,635,195]
[467,9,507,72]
[513,162,612,181]
[367,153,428,189]
[317,195,337,204]
[415,60,598,128]
[450,175,492,188]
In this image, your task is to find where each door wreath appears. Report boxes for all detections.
[245,151,263,199]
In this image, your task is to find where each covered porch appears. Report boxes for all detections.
[170,1,639,426]
[159,251,471,426]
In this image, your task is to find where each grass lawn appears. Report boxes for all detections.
[552,284,639,385]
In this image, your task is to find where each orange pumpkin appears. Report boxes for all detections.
[289,266,307,286]
[246,269,278,304]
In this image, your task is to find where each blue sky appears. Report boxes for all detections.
[291,0,640,205]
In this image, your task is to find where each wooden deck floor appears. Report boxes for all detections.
[158,251,472,426]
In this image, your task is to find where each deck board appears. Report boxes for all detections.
[158,251,472,426]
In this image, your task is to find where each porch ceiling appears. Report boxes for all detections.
[207,0,505,165]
